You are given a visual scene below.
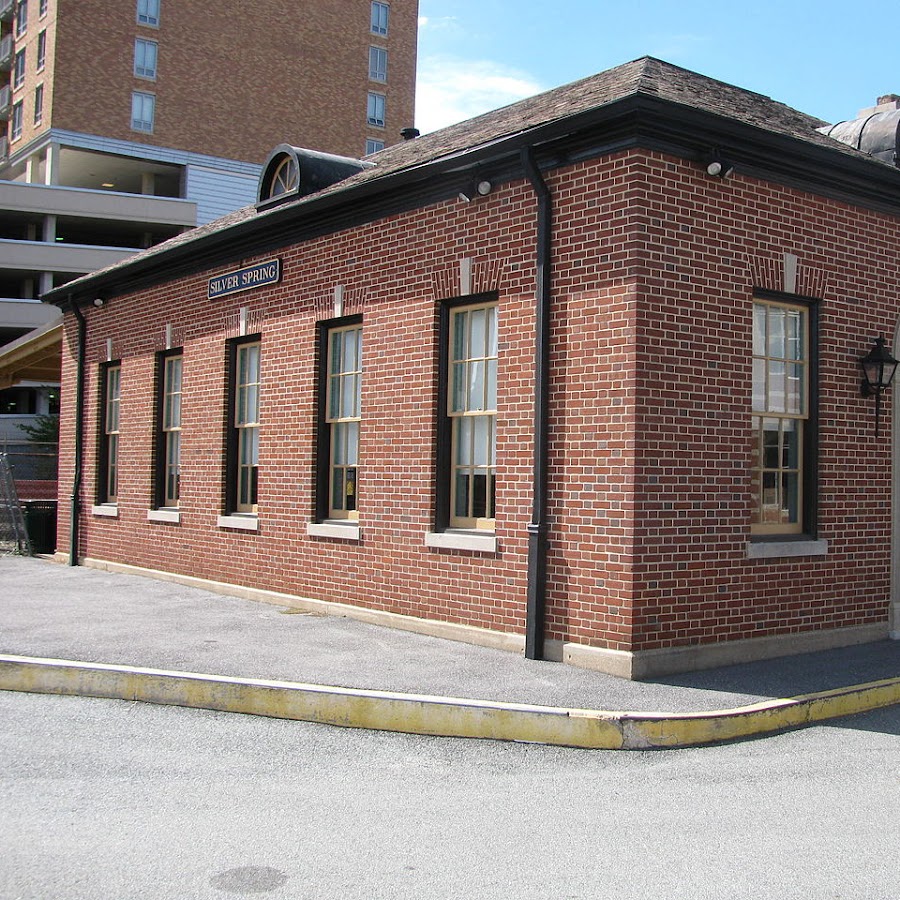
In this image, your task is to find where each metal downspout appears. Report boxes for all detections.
[522,147,552,660]
[69,300,86,566]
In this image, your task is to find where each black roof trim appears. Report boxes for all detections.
[43,58,900,308]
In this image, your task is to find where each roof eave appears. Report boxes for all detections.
[43,92,900,307]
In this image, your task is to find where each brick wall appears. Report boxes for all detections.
[5,0,55,150]
[47,0,417,161]
[56,147,900,655]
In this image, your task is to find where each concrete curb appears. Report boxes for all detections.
[2,654,899,749]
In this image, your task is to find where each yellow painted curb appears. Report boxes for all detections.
[1,654,899,749]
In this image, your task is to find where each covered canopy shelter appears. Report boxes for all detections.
[0,321,63,391]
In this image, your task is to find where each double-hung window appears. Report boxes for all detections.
[134,38,157,79]
[15,0,27,37]
[137,0,159,26]
[322,323,362,521]
[33,84,43,124]
[100,363,121,504]
[14,49,26,89]
[131,91,155,132]
[11,101,23,141]
[36,30,46,70]
[230,340,260,514]
[370,1,388,35]
[751,296,816,535]
[366,92,385,127]
[446,301,498,530]
[369,46,387,82]
[155,352,182,508]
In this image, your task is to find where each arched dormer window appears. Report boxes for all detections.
[270,155,299,197]
[256,144,375,211]
[257,145,303,208]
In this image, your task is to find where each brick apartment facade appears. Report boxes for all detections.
[5,0,417,161]
[44,58,900,678]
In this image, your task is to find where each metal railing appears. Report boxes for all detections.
[0,34,12,71]
[0,441,58,481]
[0,453,30,555]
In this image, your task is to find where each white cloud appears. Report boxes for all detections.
[417,15,459,33]
[415,56,544,134]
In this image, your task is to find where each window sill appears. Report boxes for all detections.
[217,514,259,532]
[91,504,119,518]
[425,530,498,553]
[746,539,828,559]
[147,508,180,524]
[307,522,361,541]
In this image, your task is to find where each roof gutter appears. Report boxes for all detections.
[522,147,553,660]
[42,94,900,311]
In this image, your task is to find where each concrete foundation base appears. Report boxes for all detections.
[59,554,891,681]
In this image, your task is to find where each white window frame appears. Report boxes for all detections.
[368,46,387,82]
[365,139,384,156]
[33,83,43,124]
[134,38,158,79]
[131,91,155,132]
[137,0,159,26]
[11,101,23,141]
[370,1,389,35]
[36,30,46,70]
[38,0,47,17]
[367,92,385,128]
[13,49,26,89]
[15,0,27,37]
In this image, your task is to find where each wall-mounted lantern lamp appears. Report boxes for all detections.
[860,336,899,437]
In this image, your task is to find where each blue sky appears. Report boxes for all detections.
[415,0,897,134]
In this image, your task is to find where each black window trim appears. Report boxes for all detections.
[315,314,363,523]
[751,288,819,542]
[435,290,498,533]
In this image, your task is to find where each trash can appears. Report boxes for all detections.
[22,501,58,555]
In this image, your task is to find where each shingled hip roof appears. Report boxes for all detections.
[42,56,899,307]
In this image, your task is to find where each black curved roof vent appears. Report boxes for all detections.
[256,144,374,209]
[819,95,900,166]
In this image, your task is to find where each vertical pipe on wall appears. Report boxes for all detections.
[522,147,552,660]
[891,318,900,639]
[69,299,86,567]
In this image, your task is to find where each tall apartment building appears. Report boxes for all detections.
[0,0,417,433]
[0,0,418,345]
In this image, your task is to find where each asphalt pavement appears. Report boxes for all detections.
[2,554,900,746]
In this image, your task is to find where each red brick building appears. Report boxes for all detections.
[43,58,900,677]
[4,0,418,162]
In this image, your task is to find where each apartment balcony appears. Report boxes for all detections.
[0,83,10,120]
[0,34,12,71]
[0,0,14,22]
